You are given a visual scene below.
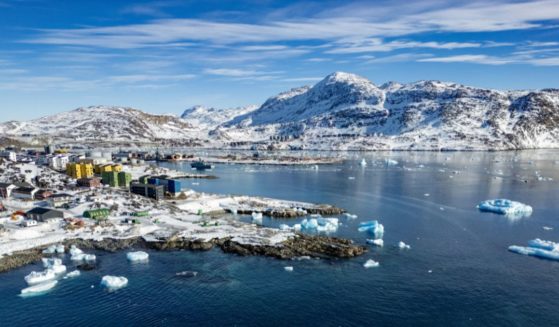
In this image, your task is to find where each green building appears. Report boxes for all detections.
[139,175,151,184]
[102,171,119,187]
[83,208,110,220]
[118,172,132,188]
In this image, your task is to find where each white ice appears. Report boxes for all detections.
[366,239,384,247]
[20,280,58,296]
[477,199,532,218]
[363,259,379,268]
[127,251,149,262]
[101,276,128,290]
[398,241,411,250]
[284,266,294,272]
[64,270,80,279]
[252,212,263,225]
[300,217,339,233]
[358,221,384,239]
[25,269,56,285]
[508,239,559,261]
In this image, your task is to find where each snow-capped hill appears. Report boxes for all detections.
[228,72,384,126]
[0,105,200,145]
[181,104,258,128]
[218,72,559,150]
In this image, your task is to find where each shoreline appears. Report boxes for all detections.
[0,233,367,273]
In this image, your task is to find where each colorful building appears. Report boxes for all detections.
[94,163,123,175]
[83,208,110,220]
[102,171,119,187]
[66,163,94,179]
[118,172,132,188]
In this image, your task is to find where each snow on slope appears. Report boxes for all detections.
[218,72,559,150]
[181,105,258,128]
[1,73,558,150]
[0,106,202,144]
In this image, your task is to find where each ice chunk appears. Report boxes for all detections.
[64,270,80,279]
[358,221,384,239]
[127,251,149,262]
[360,159,367,167]
[55,244,65,254]
[278,224,291,231]
[25,269,56,285]
[398,241,411,250]
[69,245,83,256]
[477,199,533,218]
[20,280,58,296]
[69,245,96,262]
[300,217,339,233]
[508,239,559,261]
[42,245,57,254]
[42,258,63,269]
[284,266,294,272]
[385,159,398,166]
[101,276,128,290]
[527,239,559,251]
[252,212,263,225]
[363,259,379,268]
[543,226,554,231]
[343,213,358,219]
[366,239,384,247]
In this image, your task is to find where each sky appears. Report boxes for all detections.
[0,0,558,121]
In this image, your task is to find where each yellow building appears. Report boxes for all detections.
[94,163,122,174]
[67,163,94,179]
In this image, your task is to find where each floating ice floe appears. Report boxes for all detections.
[284,266,294,272]
[366,239,384,247]
[278,224,291,231]
[363,259,379,268]
[343,213,358,219]
[69,245,96,262]
[127,251,149,262]
[477,199,533,218]
[385,159,398,166]
[398,241,411,250]
[41,258,66,275]
[64,270,80,279]
[25,269,56,285]
[543,226,554,231]
[348,176,355,180]
[42,244,65,255]
[509,239,559,261]
[20,280,58,296]
[251,212,263,225]
[299,217,339,233]
[101,276,128,290]
[360,159,367,167]
[358,221,384,239]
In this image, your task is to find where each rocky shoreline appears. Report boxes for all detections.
[0,233,366,273]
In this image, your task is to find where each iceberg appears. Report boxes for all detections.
[25,269,56,285]
[508,239,559,261]
[252,212,263,224]
[284,266,294,272]
[20,280,58,296]
[69,245,83,256]
[343,213,358,219]
[42,245,57,254]
[101,276,128,290]
[55,244,65,254]
[385,159,398,166]
[42,258,63,269]
[477,199,533,218]
[127,251,149,262]
[278,224,291,231]
[398,241,411,250]
[363,259,379,268]
[358,221,384,239]
[366,239,384,247]
[300,217,339,233]
[70,246,96,262]
[64,270,80,279]
[360,159,367,167]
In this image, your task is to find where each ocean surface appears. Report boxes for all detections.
[2,150,559,326]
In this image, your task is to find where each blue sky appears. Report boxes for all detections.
[0,0,558,121]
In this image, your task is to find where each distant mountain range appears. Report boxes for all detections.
[1,72,558,150]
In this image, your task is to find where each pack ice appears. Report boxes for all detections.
[509,239,559,261]
[101,276,128,290]
[358,221,384,239]
[477,199,533,218]
[127,251,149,262]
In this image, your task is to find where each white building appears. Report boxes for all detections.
[0,151,17,162]
[49,155,69,171]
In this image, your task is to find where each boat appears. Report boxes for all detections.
[191,160,213,171]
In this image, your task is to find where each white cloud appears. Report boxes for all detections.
[418,54,514,65]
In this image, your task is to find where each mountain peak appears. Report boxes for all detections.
[323,72,371,85]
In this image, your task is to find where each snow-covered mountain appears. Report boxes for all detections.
[217,72,559,150]
[181,105,258,128]
[0,106,203,146]
[1,73,558,150]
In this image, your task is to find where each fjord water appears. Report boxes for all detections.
[2,151,559,326]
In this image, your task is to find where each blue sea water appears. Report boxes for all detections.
[1,151,559,326]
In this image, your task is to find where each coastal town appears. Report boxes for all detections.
[0,145,365,279]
